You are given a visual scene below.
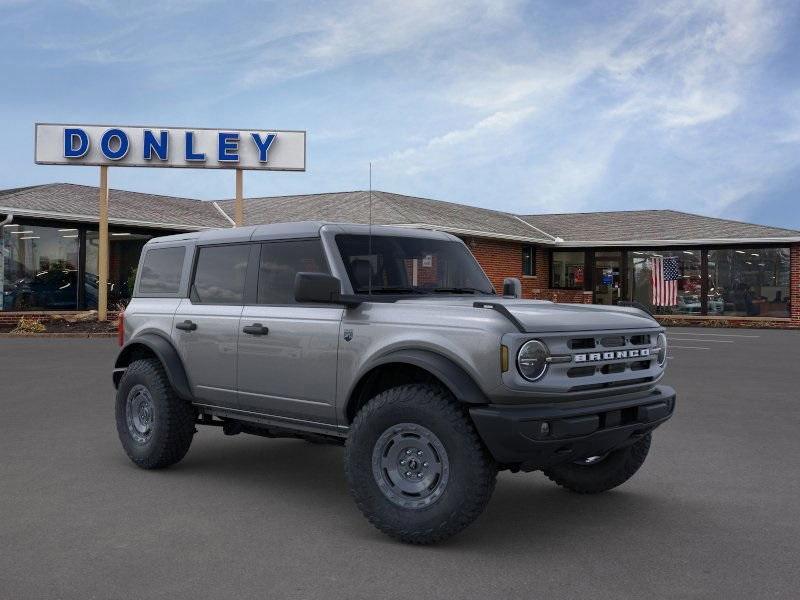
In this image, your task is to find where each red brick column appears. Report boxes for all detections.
[791,244,800,326]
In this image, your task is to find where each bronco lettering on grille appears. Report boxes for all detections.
[574,348,651,363]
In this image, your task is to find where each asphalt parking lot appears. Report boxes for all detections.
[2,327,799,599]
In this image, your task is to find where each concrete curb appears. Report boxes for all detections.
[0,332,116,338]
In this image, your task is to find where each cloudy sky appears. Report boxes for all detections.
[1,0,798,228]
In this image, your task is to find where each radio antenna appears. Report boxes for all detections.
[368,162,373,296]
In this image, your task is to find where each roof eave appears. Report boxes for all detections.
[552,237,800,246]
[388,222,551,244]
[0,206,213,231]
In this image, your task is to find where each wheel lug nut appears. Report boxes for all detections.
[417,473,423,478]
[400,460,406,465]
[417,450,423,456]
[406,449,412,455]
[405,472,412,477]
[423,462,429,467]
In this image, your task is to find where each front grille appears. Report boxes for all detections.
[505,328,662,397]
[570,376,655,392]
[567,366,596,378]
[553,330,660,392]
[569,337,595,350]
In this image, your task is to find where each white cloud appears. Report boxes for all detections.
[238,0,520,88]
[374,0,793,215]
[378,106,536,175]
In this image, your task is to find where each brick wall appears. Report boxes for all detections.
[792,244,800,324]
[462,236,592,304]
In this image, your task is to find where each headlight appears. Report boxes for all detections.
[517,340,550,381]
[655,332,668,366]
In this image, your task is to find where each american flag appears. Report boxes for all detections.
[651,256,679,306]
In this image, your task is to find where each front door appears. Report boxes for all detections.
[593,251,622,306]
[172,243,252,407]
[236,239,342,427]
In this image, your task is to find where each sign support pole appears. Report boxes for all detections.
[98,166,109,321]
[235,168,244,227]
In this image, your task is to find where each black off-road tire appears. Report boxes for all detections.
[115,358,196,469]
[345,383,497,544]
[543,434,652,494]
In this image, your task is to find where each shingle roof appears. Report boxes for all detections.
[0,183,227,230]
[520,210,800,244]
[216,190,552,242]
[1,183,798,244]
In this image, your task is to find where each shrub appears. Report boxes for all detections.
[11,316,46,334]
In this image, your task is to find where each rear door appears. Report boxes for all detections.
[172,243,254,407]
[236,239,342,427]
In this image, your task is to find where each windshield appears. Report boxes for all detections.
[335,234,495,295]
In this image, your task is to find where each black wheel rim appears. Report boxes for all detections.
[126,384,154,444]
[371,423,450,509]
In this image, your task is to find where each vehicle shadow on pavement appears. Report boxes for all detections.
[117,432,710,550]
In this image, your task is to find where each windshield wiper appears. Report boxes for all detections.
[354,286,427,295]
[431,287,490,294]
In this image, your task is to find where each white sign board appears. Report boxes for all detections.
[34,123,306,171]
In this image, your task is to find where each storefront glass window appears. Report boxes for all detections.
[85,229,152,308]
[707,248,790,318]
[628,249,702,315]
[551,251,585,289]
[1,223,80,310]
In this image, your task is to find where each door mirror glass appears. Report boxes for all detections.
[503,277,521,298]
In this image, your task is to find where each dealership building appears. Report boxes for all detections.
[1,182,798,328]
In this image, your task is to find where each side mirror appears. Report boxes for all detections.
[295,272,362,307]
[502,277,522,299]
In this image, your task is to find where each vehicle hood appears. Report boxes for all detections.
[395,296,659,332]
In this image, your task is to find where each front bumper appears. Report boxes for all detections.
[469,385,676,471]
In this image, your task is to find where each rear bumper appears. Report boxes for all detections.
[469,385,676,471]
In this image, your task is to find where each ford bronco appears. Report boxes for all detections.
[113,222,675,544]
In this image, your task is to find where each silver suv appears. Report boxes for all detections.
[114,222,675,544]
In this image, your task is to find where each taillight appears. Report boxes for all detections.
[118,310,125,347]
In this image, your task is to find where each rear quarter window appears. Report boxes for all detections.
[137,246,186,296]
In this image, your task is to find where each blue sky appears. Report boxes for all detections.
[1,0,799,228]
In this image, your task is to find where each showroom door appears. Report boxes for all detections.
[593,251,623,306]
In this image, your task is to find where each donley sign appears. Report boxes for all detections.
[33,122,306,321]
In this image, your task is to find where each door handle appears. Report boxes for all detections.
[242,323,269,336]
[175,320,197,332]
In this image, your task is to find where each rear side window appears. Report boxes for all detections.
[258,240,329,304]
[137,246,185,296]
[191,244,250,305]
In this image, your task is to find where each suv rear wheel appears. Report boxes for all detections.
[543,433,652,494]
[345,383,497,544]
[115,358,195,469]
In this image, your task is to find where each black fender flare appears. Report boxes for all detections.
[356,348,488,405]
[113,333,193,401]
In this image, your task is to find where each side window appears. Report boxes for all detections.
[258,240,329,305]
[522,245,536,276]
[191,244,250,305]
[137,246,185,296]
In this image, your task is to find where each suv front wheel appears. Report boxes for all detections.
[115,358,196,469]
[345,383,497,544]
[543,433,652,494]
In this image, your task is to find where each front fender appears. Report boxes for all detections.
[114,332,193,401]
[360,348,488,404]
